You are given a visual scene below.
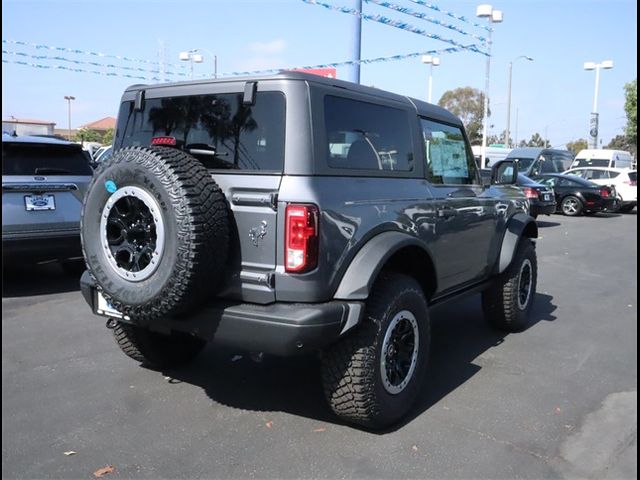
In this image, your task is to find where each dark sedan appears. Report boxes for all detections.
[516,174,556,219]
[531,173,617,216]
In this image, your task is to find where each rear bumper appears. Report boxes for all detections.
[530,201,556,216]
[2,230,82,263]
[80,272,363,356]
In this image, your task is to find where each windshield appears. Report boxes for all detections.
[2,142,93,176]
[573,158,610,168]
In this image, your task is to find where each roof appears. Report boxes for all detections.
[2,134,79,147]
[121,71,461,126]
[507,147,572,157]
[3,117,56,126]
[79,116,116,130]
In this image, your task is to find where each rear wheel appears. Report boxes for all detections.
[560,196,583,216]
[321,273,430,429]
[112,321,206,369]
[482,239,537,332]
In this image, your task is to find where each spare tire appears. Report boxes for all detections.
[81,146,229,321]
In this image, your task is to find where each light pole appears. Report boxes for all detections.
[63,95,75,140]
[421,55,440,103]
[505,55,533,147]
[584,60,613,149]
[179,48,218,79]
[477,4,503,168]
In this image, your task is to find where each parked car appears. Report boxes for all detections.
[472,145,512,168]
[531,173,616,216]
[90,145,113,168]
[506,147,574,177]
[571,149,634,170]
[2,135,93,270]
[516,174,556,219]
[79,72,538,429]
[564,167,636,213]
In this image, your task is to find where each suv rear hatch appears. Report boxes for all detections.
[2,140,93,236]
[114,88,286,303]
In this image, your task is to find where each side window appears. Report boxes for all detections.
[566,170,584,178]
[324,96,414,171]
[609,171,621,178]
[420,118,476,185]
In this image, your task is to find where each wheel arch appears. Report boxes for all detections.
[497,213,538,274]
[333,231,437,302]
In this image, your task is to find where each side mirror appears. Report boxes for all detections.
[491,159,518,185]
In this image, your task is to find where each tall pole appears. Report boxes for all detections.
[428,64,434,103]
[214,55,218,79]
[64,95,75,141]
[480,26,492,168]
[590,65,601,149]
[349,0,363,84]
[505,61,513,147]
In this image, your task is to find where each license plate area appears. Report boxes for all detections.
[25,194,55,211]
[95,291,128,320]
[544,194,551,201]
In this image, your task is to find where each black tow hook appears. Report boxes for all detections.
[105,318,118,329]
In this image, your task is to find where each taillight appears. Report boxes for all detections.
[523,187,539,199]
[600,188,610,198]
[151,136,177,146]
[285,204,319,273]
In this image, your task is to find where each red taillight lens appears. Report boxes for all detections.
[600,188,610,198]
[285,204,319,273]
[523,187,539,199]
[151,136,177,146]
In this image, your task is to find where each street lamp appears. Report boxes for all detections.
[584,60,614,149]
[63,95,75,141]
[179,48,218,79]
[421,55,440,103]
[505,55,533,147]
[477,4,503,168]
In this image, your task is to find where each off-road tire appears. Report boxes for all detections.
[112,321,206,369]
[482,239,537,332]
[81,146,229,322]
[321,273,430,429]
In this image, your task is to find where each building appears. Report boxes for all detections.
[2,117,56,136]
[78,116,116,134]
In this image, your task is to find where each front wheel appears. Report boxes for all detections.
[482,239,537,332]
[321,273,430,429]
[561,196,583,216]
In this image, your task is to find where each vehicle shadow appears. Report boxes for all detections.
[160,293,557,432]
[2,262,82,298]
[536,219,561,228]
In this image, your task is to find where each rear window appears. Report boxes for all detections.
[629,172,637,182]
[573,158,610,168]
[2,142,93,176]
[116,92,285,172]
[324,95,414,172]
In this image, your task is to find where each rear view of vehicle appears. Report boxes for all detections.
[2,135,93,267]
[532,173,616,216]
[564,167,636,213]
[516,174,556,218]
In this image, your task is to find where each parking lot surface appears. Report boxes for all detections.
[2,212,637,479]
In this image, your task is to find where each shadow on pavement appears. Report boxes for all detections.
[2,262,82,298]
[160,293,557,432]
[536,219,562,228]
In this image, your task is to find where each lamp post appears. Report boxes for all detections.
[476,4,503,168]
[63,95,75,140]
[584,60,614,149]
[421,55,440,103]
[505,55,533,147]
[179,48,218,79]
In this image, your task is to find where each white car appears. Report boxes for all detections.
[564,167,637,213]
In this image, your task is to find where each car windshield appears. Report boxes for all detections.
[2,142,93,176]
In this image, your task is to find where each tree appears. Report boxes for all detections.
[523,132,548,147]
[566,138,588,155]
[487,130,512,147]
[624,79,637,150]
[438,87,485,144]
[73,128,102,143]
[102,128,114,145]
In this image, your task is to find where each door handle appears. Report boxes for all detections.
[437,207,458,218]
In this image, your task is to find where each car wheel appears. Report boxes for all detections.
[112,321,206,369]
[81,146,230,322]
[321,273,430,429]
[482,239,537,332]
[560,196,583,216]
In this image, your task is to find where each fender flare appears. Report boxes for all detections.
[333,231,429,300]
[497,213,538,274]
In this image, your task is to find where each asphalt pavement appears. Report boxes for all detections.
[2,211,637,479]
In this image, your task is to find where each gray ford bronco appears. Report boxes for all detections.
[80,72,537,429]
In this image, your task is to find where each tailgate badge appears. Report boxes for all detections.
[249,221,268,247]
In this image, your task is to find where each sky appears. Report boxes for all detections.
[1,0,637,148]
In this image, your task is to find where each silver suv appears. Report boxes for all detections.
[80,73,538,429]
[2,135,93,269]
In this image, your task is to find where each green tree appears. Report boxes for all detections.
[524,132,548,147]
[73,128,102,143]
[566,138,588,155]
[438,87,485,144]
[606,134,630,150]
[102,128,114,145]
[487,130,512,147]
[624,79,637,150]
